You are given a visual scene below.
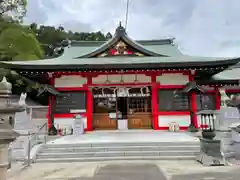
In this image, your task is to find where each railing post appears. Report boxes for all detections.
[44,123,47,144]
[27,132,31,167]
[29,107,33,122]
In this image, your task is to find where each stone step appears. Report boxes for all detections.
[34,155,197,163]
[44,141,199,148]
[37,150,199,159]
[40,145,199,153]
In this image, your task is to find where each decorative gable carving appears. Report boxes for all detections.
[98,40,144,57]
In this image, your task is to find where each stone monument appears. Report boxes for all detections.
[218,89,240,164]
[72,115,84,136]
[0,77,24,180]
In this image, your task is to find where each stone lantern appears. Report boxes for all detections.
[0,77,24,180]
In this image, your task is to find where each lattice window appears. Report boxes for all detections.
[158,89,189,111]
[93,97,116,113]
[128,97,152,113]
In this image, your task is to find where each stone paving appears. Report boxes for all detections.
[172,170,240,180]
[47,130,199,144]
[7,160,240,180]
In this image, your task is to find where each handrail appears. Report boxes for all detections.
[38,122,48,132]
[25,122,48,166]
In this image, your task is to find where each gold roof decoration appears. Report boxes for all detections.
[115,41,127,48]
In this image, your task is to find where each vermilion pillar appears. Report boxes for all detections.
[215,87,221,110]
[48,74,55,129]
[191,92,198,127]
[86,76,93,131]
[189,73,198,128]
[151,74,158,130]
[48,96,52,129]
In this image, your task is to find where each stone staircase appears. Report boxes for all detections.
[34,141,200,163]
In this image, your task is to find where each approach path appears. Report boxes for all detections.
[7,160,240,180]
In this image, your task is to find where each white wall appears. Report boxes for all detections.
[156,73,189,85]
[158,115,191,127]
[156,73,190,128]
[55,75,87,88]
[92,74,151,84]
[54,117,87,130]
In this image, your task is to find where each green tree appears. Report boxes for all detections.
[29,24,108,57]
[0,26,44,61]
[36,25,67,45]
[30,22,37,33]
[0,16,19,34]
[0,0,27,21]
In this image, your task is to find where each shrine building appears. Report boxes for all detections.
[1,24,240,131]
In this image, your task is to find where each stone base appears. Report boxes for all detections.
[196,151,225,166]
[196,138,226,166]
[226,157,240,165]
[48,125,57,136]
[0,144,9,180]
[187,124,199,132]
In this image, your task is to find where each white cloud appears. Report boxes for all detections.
[24,0,240,57]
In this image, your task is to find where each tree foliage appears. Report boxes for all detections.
[0,25,44,61]
[29,23,111,57]
[0,0,27,21]
[0,1,112,103]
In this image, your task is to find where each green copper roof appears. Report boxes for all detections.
[78,25,170,58]
[57,46,99,60]
[58,43,182,60]
[1,56,240,71]
[213,66,240,80]
[58,26,182,59]
[1,24,240,73]
[1,56,236,65]
[144,44,182,56]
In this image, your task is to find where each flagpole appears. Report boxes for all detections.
[125,0,130,30]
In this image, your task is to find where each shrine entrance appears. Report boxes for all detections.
[92,86,152,130]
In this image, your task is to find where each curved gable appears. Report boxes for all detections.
[77,23,168,58]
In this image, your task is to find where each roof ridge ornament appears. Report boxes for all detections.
[115,21,127,36]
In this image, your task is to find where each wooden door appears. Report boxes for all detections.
[127,88,153,129]
[93,113,117,130]
[92,89,117,130]
[128,112,152,129]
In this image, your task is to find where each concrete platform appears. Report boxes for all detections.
[47,130,199,144]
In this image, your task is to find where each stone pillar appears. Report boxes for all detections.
[0,77,24,180]
[0,144,8,180]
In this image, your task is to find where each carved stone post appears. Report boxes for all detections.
[0,77,24,180]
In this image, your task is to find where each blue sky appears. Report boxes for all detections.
[24,0,240,57]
